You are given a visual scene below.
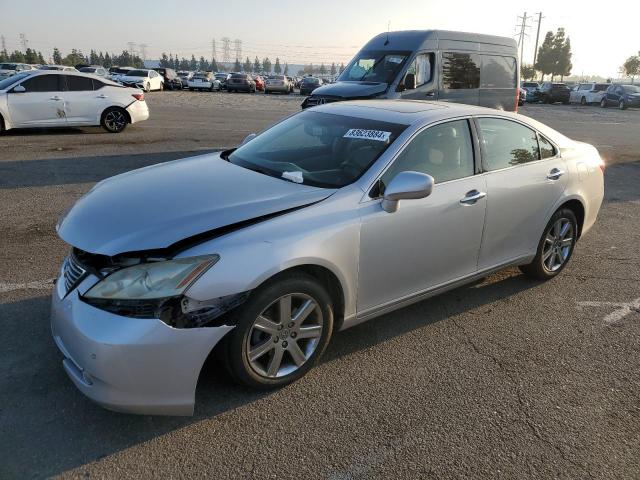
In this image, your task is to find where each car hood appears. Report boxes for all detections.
[309,81,388,99]
[57,153,334,256]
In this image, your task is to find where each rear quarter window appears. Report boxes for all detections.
[478,118,541,170]
[480,55,516,88]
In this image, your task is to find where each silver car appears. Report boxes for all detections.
[52,100,604,415]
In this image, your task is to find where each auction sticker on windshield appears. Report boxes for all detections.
[343,129,391,142]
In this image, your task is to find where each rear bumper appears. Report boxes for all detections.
[265,85,289,92]
[228,83,253,91]
[126,100,149,124]
[50,274,233,415]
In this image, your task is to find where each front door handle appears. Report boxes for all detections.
[50,96,62,101]
[426,91,435,97]
[460,190,487,205]
[96,94,108,99]
[547,168,565,180]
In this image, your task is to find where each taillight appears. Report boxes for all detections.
[132,92,144,101]
[597,157,606,173]
[515,87,520,113]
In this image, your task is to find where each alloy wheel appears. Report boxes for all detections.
[246,293,323,378]
[542,218,574,272]
[104,110,126,132]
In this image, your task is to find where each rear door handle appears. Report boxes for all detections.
[50,96,62,101]
[547,168,565,180]
[460,190,487,205]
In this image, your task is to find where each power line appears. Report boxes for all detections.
[515,12,532,64]
[211,38,216,61]
[233,38,242,61]
[221,37,231,64]
[19,33,28,52]
[532,12,545,67]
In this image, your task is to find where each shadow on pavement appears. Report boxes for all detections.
[0,270,541,478]
[0,150,220,189]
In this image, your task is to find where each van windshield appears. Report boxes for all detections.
[338,51,410,84]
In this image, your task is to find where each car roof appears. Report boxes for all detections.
[361,30,517,54]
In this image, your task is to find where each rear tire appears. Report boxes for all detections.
[144,83,150,93]
[101,107,128,133]
[222,273,334,389]
[619,100,626,110]
[600,98,607,108]
[519,208,578,280]
[580,96,586,105]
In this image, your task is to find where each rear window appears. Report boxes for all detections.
[522,82,538,88]
[79,67,96,73]
[442,52,480,90]
[594,84,609,91]
[66,75,96,91]
[127,70,148,77]
[478,118,540,170]
[231,73,246,78]
[480,55,516,88]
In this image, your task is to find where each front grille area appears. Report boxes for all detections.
[63,253,87,293]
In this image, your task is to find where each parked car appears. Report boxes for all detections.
[532,82,570,104]
[177,71,193,88]
[108,67,135,83]
[600,84,640,110]
[51,100,603,415]
[302,30,519,111]
[119,69,163,92]
[227,73,256,93]
[78,66,109,79]
[153,68,183,90]
[0,70,148,133]
[187,72,220,91]
[214,73,230,90]
[265,74,292,94]
[569,82,609,105]
[520,81,539,94]
[299,76,323,96]
[0,63,37,79]
[252,75,265,91]
[518,88,526,106]
[39,65,79,72]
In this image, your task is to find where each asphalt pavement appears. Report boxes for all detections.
[1,94,638,479]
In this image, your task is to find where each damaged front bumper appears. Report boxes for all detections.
[50,273,233,416]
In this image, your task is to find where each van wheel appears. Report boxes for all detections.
[600,98,607,108]
[101,107,129,133]
[519,208,577,280]
[619,100,626,110]
[222,273,334,389]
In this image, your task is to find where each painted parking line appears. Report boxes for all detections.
[0,278,55,294]
[577,297,640,325]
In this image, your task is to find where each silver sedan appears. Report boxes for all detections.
[52,100,605,415]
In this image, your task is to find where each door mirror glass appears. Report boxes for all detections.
[12,85,26,93]
[404,73,416,90]
[382,171,434,213]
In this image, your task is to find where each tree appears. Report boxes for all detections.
[37,51,45,64]
[244,56,252,72]
[24,48,38,64]
[179,57,189,71]
[339,63,345,74]
[520,64,536,81]
[262,57,271,73]
[98,51,105,66]
[319,63,327,75]
[104,52,112,68]
[622,54,640,83]
[89,49,99,65]
[274,57,281,74]
[330,62,337,76]
[62,49,86,66]
[189,54,198,71]
[283,63,288,75]
[199,56,209,71]
[52,47,62,64]
[233,58,242,71]
[211,57,218,72]
[9,50,25,63]
[534,31,555,80]
[254,56,261,73]
[159,52,170,68]
[552,28,572,80]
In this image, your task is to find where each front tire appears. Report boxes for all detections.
[223,273,334,389]
[519,208,578,280]
[619,100,626,110]
[600,98,607,108]
[101,107,128,133]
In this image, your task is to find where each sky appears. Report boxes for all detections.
[0,0,636,78]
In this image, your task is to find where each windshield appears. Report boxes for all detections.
[127,70,148,77]
[79,67,96,72]
[0,72,32,90]
[0,63,18,70]
[338,50,410,83]
[623,85,640,93]
[228,111,406,188]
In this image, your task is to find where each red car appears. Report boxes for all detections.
[252,75,265,91]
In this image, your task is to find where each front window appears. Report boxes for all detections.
[228,111,407,188]
[338,50,410,84]
[0,72,31,90]
[622,85,640,93]
[477,118,541,170]
[404,53,434,87]
[127,70,149,77]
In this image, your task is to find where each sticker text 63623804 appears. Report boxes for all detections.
[343,129,391,142]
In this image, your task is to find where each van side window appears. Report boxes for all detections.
[405,53,434,86]
[478,118,540,170]
[480,55,516,88]
[442,52,480,89]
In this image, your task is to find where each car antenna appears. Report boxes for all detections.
[384,21,391,45]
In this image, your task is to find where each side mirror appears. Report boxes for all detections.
[240,133,257,146]
[404,73,416,90]
[12,85,26,93]
[382,171,434,213]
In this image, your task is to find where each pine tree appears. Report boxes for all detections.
[98,52,105,66]
[190,54,198,71]
[556,33,572,80]
[339,63,345,74]
[37,51,45,64]
[262,57,271,74]
[180,57,189,70]
[104,53,112,67]
[24,48,38,64]
[244,56,252,72]
[534,31,554,80]
[90,49,99,65]
[160,52,170,68]
[234,58,242,71]
[319,63,327,75]
[199,56,209,71]
[52,47,62,64]
[211,57,218,72]
[274,57,281,74]
[330,62,337,76]
[254,56,261,73]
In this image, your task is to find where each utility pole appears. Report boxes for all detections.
[19,33,28,52]
[515,12,531,64]
[211,38,216,61]
[138,43,148,61]
[1,35,6,53]
[233,39,242,63]
[532,12,544,67]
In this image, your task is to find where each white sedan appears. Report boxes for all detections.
[187,73,221,91]
[0,70,149,133]
[118,69,164,92]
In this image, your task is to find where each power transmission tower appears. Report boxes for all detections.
[532,12,545,67]
[211,38,217,60]
[139,43,148,61]
[127,42,136,59]
[221,37,231,64]
[233,39,242,62]
[1,35,6,53]
[515,12,531,64]
[19,33,28,52]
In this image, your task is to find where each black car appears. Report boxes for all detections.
[533,82,570,104]
[153,67,183,90]
[299,76,322,96]
[226,73,256,93]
